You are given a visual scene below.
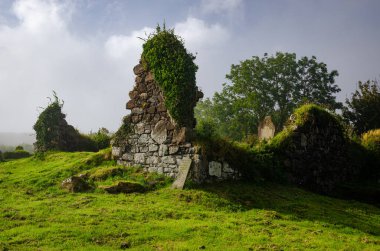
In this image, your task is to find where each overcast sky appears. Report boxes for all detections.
[0,0,379,133]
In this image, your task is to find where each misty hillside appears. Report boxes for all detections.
[0,132,35,146]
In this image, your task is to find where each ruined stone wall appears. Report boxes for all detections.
[112,62,238,182]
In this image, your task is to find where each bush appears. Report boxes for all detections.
[362,129,380,156]
[3,150,31,160]
[89,128,111,150]
[361,129,380,179]
[0,150,3,162]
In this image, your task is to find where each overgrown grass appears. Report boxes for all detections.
[0,152,379,250]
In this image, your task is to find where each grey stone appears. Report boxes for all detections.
[133,64,144,75]
[138,134,150,144]
[169,146,179,154]
[172,157,192,189]
[132,108,144,115]
[134,153,145,164]
[112,147,122,157]
[135,123,145,134]
[151,120,168,144]
[159,144,168,156]
[149,144,159,152]
[209,161,222,177]
[223,162,234,173]
[162,156,176,164]
[146,156,159,165]
[139,146,148,153]
[121,153,134,161]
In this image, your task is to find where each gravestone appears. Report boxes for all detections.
[258,116,275,140]
[172,158,192,189]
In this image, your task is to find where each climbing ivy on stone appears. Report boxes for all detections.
[142,25,198,127]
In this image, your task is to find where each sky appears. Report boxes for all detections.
[0,0,379,133]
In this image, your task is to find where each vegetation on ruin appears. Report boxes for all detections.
[142,24,198,127]
[33,92,99,152]
[1,151,379,250]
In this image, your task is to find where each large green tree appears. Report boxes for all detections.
[342,80,380,135]
[196,52,341,140]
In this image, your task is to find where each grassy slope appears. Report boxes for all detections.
[0,152,379,250]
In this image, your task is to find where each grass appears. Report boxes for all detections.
[0,151,379,250]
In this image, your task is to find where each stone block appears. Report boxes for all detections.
[138,134,150,144]
[139,146,148,153]
[147,106,156,114]
[140,93,148,100]
[133,64,144,75]
[149,144,159,152]
[162,156,176,164]
[159,144,168,156]
[146,156,159,164]
[134,153,145,164]
[223,162,234,173]
[132,108,144,115]
[126,100,135,110]
[135,123,145,134]
[169,146,179,154]
[112,147,122,157]
[209,161,222,177]
[121,153,134,161]
[151,120,168,144]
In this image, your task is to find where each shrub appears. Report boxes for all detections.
[0,150,3,162]
[142,24,198,127]
[15,145,24,151]
[3,150,31,160]
[361,129,380,179]
[89,128,111,150]
[362,129,380,156]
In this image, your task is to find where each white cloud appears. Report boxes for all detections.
[175,17,229,51]
[201,0,242,14]
[105,27,154,59]
[0,0,133,133]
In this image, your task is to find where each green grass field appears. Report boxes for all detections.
[0,151,379,250]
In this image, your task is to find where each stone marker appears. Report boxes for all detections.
[172,157,192,189]
[258,116,275,140]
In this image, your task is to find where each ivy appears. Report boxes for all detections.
[142,25,198,127]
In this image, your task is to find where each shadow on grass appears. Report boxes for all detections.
[195,181,380,236]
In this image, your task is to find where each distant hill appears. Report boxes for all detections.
[0,132,35,146]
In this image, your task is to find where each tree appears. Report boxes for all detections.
[342,80,380,135]
[196,52,341,141]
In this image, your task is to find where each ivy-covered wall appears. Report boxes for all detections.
[141,25,199,127]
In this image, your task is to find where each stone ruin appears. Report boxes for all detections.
[112,60,239,184]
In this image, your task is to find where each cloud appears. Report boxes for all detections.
[105,27,154,59]
[174,17,229,51]
[0,0,133,133]
[200,0,242,14]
